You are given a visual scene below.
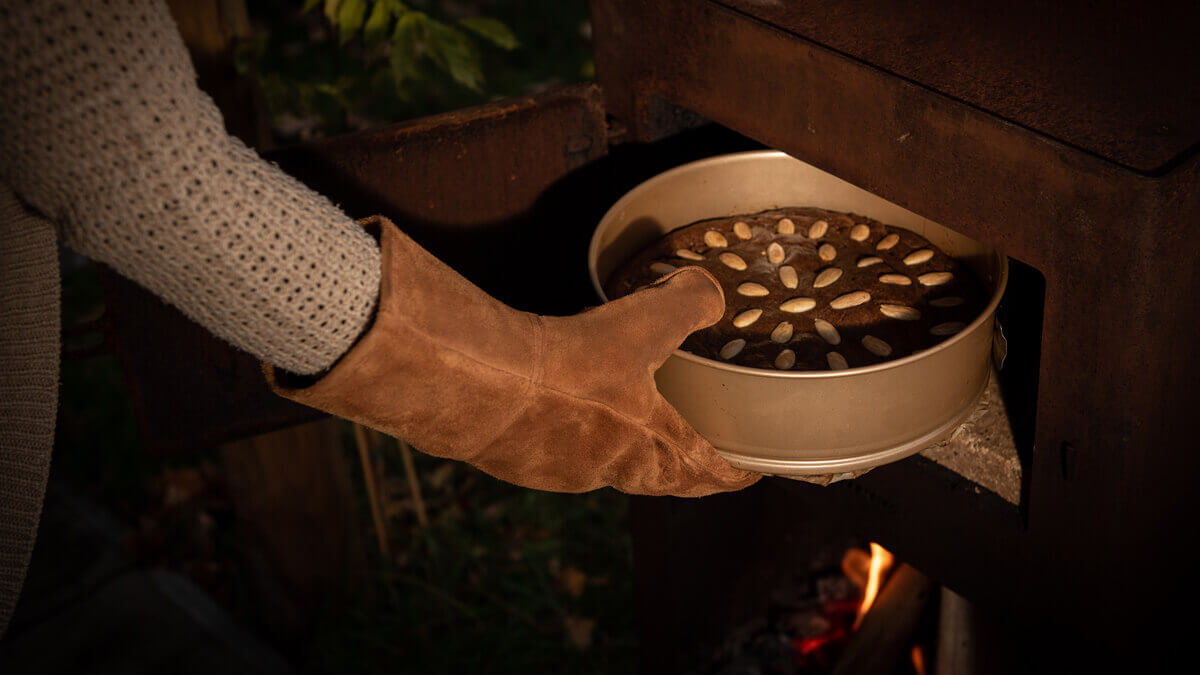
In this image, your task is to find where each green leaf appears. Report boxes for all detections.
[389,11,424,88]
[424,19,483,92]
[337,0,368,44]
[232,32,269,75]
[314,81,352,108]
[302,0,323,13]
[323,0,342,23]
[458,17,519,51]
[363,1,392,50]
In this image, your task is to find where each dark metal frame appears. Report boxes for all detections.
[590,0,1200,668]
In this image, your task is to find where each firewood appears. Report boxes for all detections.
[831,563,934,675]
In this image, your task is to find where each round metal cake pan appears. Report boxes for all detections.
[587,151,1008,476]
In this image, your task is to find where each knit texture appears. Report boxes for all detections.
[0,0,382,376]
[0,188,60,636]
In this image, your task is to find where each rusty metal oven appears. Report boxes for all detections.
[97,0,1200,670]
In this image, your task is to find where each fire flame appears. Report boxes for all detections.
[911,645,927,675]
[793,543,902,668]
[853,542,894,629]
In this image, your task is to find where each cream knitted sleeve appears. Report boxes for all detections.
[0,0,381,375]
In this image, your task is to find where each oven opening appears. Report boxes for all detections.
[602,113,1047,511]
[609,116,1056,671]
[704,539,957,675]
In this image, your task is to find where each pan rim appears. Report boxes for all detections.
[587,149,1009,380]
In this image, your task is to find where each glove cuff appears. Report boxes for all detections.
[264,216,537,461]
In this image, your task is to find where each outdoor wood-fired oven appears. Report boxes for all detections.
[96,0,1200,670]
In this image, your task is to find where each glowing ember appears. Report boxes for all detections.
[788,599,858,668]
[794,625,847,657]
[854,542,895,629]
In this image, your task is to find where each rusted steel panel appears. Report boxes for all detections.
[278,83,607,225]
[592,0,1200,658]
[717,0,1200,175]
[103,84,609,454]
[270,83,609,310]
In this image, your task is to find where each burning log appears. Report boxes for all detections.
[831,563,934,675]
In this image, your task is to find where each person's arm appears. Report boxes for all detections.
[0,0,379,375]
[268,216,759,496]
[1,0,758,496]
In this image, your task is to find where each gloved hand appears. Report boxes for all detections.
[265,216,760,497]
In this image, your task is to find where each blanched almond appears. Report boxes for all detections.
[737,282,770,297]
[830,291,871,309]
[818,243,837,262]
[770,321,794,343]
[880,304,921,320]
[903,249,934,265]
[774,349,796,370]
[675,249,704,261]
[720,339,746,360]
[776,218,795,235]
[719,252,748,270]
[877,233,900,250]
[918,272,954,286]
[808,220,829,238]
[814,319,840,345]
[780,297,816,313]
[878,273,912,285]
[704,230,729,248]
[649,262,676,275]
[732,309,763,328]
[733,221,753,239]
[779,265,799,289]
[813,267,843,288]
[850,224,870,241]
[827,352,849,370]
[767,242,785,264]
[930,321,966,336]
[861,335,893,357]
[857,256,883,268]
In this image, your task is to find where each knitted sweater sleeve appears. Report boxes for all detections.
[0,1,382,376]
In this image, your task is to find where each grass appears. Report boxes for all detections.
[304,436,637,674]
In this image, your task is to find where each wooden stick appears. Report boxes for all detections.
[363,426,402,536]
[353,423,391,563]
[832,563,935,675]
[397,439,429,528]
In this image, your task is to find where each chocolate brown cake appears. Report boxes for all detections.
[604,207,989,371]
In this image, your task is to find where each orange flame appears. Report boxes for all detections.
[853,542,894,629]
[911,645,927,675]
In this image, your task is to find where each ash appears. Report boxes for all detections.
[703,567,861,675]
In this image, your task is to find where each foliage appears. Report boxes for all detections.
[238,1,591,142]
[304,431,638,674]
[306,0,518,92]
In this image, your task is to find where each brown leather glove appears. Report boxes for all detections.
[265,216,760,497]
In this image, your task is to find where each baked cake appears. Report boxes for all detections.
[604,207,989,371]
